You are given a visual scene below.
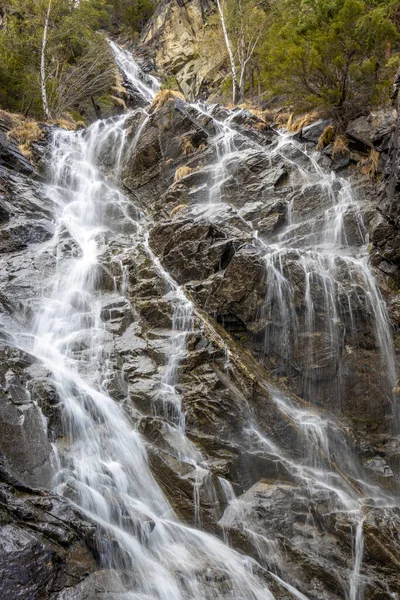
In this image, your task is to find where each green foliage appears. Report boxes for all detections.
[205,0,399,115]
[0,0,115,118]
[108,0,154,34]
[260,0,400,124]
[161,75,180,92]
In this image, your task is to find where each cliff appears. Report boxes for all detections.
[0,36,400,600]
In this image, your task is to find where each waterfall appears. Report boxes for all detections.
[1,41,398,600]
[174,104,399,597]
[0,50,282,600]
[198,104,397,426]
[108,40,160,104]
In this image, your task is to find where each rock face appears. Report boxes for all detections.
[1,91,400,598]
[369,108,400,284]
[0,479,101,600]
[140,0,225,99]
[0,114,108,597]
[118,98,400,596]
[120,100,396,436]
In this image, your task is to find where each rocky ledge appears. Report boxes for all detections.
[1,96,400,599]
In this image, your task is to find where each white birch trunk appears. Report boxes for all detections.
[41,0,52,119]
[216,0,238,104]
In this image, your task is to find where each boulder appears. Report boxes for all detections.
[300,118,334,143]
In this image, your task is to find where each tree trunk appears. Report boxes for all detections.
[41,0,52,120]
[239,68,246,104]
[250,67,255,98]
[91,96,102,120]
[216,0,239,105]
[238,34,247,103]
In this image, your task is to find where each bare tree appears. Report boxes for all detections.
[216,0,239,104]
[49,43,115,117]
[41,0,52,119]
[236,6,264,103]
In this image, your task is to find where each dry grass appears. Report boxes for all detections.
[111,72,128,97]
[223,102,290,129]
[286,113,294,131]
[0,109,16,127]
[151,89,185,110]
[170,203,187,217]
[286,111,320,133]
[8,120,44,145]
[198,143,207,151]
[256,109,278,124]
[274,111,292,127]
[392,381,400,395]
[8,119,45,160]
[332,135,349,158]
[18,143,34,160]
[110,96,127,109]
[49,117,78,130]
[181,136,194,156]
[359,149,380,180]
[1,112,45,161]
[237,103,270,125]
[174,166,194,183]
[317,125,335,150]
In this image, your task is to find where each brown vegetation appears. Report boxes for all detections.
[317,125,336,150]
[151,89,185,110]
[181,136,194,156]
[332,135,349,158]
[286,112,320,133]
[359,149,380,180]
[8,119,43,145]
[170,204,187,217]
[174,166,194,183]
[8,118,44,159]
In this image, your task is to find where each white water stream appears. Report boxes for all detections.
[179,102,400,598]
[5,44,280,600]
[1,42,398,600]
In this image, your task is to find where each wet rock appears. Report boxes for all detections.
[0,352,53,488]
[300,119,334,143]
[346,115,373,151]
[28,377,62,442]
[0,129,35,175]
[0,480,102,600]
[347,110,396,153]
[1,83,400,600]
[148,447,221,532]
[51,570,129,600]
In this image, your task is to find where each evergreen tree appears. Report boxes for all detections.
[261,0,400,124]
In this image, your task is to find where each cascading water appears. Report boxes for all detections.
[109,40,160,104]
[184,104,400,597]
[194,106,397,425]
[0,48,286,600]
[261,136,397,422]
[1,41,398,600]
